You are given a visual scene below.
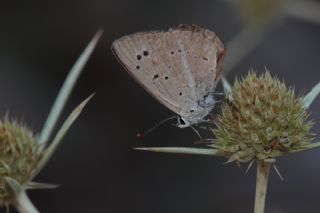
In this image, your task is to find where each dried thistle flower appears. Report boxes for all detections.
[213,71,315,163]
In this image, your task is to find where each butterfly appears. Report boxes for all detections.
[112,24,225,128]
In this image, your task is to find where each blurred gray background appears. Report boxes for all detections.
[0,0,320,212]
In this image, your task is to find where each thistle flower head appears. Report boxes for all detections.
[214,71,315,163]
[0,94,92,212]
[0,118,41,206]
[0,30,101,213]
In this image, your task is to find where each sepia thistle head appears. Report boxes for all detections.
[213,71,315,163]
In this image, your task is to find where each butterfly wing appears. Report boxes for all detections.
[166,25,225,119]
[112,25,225,123]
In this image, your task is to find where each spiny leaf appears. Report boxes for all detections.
[3,177,21,197]
[30,94,94,181]
[245,160,255,174]
[39,29,103,145]
[12,191,39,213]
[291,141,320,152]
[222,76,232,94]
[4,178,39,213]
[135,147,219,156]
[26,182,59,190]
[302,81,320,109]
[273,164,284,181]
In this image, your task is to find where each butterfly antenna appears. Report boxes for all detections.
[136,115,178,139]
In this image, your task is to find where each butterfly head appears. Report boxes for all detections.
[177,93,216,128]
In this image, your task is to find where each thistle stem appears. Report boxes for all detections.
[254,160,272,213]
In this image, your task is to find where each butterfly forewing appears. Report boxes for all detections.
[112,31,181,114]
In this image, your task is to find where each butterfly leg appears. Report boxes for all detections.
[190,125,203,140]
[213,92,225,96]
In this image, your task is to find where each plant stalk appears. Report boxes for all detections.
[254,160,272,213]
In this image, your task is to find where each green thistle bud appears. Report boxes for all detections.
[0,30,101,212]
[0,118,41,206]
[214,71,315,163]
[0,94,92,212]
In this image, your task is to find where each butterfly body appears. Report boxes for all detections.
[112,25,225,128]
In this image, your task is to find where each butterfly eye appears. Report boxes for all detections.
[178,117,186,125]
